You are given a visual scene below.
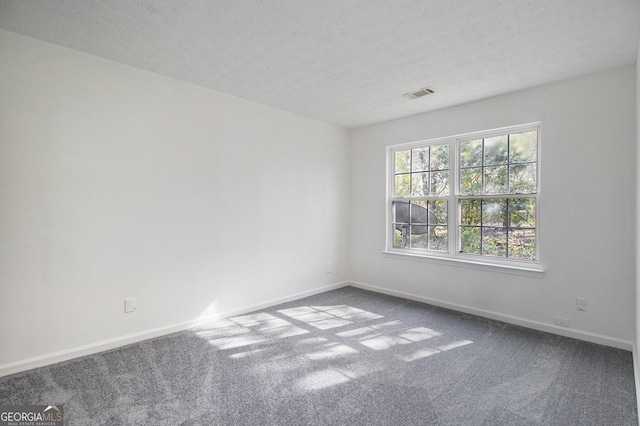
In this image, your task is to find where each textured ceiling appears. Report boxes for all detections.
[0,0,638,128]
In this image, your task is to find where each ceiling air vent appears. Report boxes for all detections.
[403,86,435,99]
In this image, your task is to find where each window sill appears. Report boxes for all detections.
[382,250,545,278]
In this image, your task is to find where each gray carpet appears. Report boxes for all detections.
[0,286,637,425]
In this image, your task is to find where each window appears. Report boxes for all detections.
[388,124,539,269]
[392,143,450,251]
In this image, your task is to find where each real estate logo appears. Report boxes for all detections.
[0,405,63,426]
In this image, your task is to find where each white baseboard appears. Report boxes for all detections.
[349,280,633,351]
[633,343,640,426]
[0,281,349,378]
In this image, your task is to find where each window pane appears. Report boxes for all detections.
[509,198,536,228]
[508,229,536,260]
[430,171,449,196]
[509,131,537,163]
[460,226,481,254]
[393,226,407,248]
[429,226,448,251]
[411,199,429,211]
[460,139,482,168]
[482,199,506,227]
[410,224,430,235]
[509,164,536,194]
[484,166,507,194]
[460,167,482,195]
[430,144,449,170]
[411,147,429,172]
[409,201,432,228]
[409,200,435,250]
[393,201,409,224]
[393,200,412,248]
[430,200,448,225]
[460,199,481,225]
[410,227,428,249]
[411,173,429,196]
[484,135,508,165]
[395,174,410,197]
[395,150,411,173]
[482,227,507,257]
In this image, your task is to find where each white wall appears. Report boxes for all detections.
[635,33,640,407]
[0,30,350,372]
[350,66,636,347]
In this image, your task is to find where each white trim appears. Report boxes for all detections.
[0,281,350,378]
[382,250,544,278]
[349,280,632,350]
[454,122,542,143]
[633,343,640,426]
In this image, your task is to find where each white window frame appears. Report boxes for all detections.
[385,123,542,276]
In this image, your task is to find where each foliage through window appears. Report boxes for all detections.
[389,124,539,266]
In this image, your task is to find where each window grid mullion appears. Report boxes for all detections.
[481,138,485,195]
[505,198,510,258]
[458,194,536,200]
[479,199,484,255]
[506,134,510,195]
[409,150,414,196]
[449,140,457,256]
[426,146,431,196]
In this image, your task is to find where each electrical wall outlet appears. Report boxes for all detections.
[553,316,570,327]
[124,298,136,313]
[326,263,332,273]
[576,297,588,312]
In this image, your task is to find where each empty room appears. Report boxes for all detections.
[1,1,639,425]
